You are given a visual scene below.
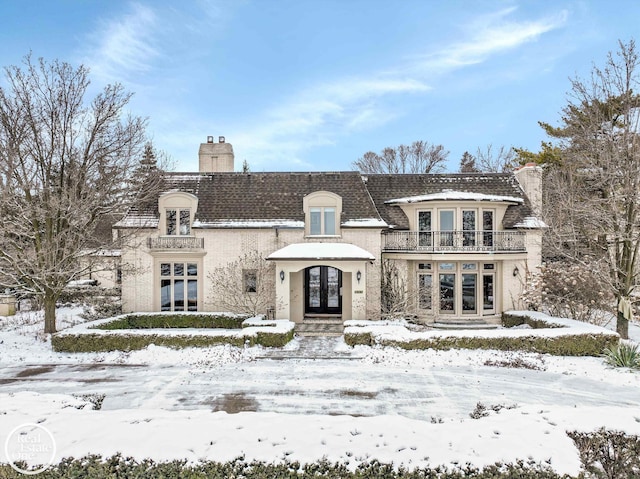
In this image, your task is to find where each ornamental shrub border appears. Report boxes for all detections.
[51,313,295,352]
[344,311,619,356]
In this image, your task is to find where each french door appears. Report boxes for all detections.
[305,266,342,314]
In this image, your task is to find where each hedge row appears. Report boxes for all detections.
[344,313,618,356]
[93,313,247,330]
[0,455,571,478]
[52,328,294,353]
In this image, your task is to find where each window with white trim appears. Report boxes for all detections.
[309,207,336,235]
[166,208,191,235]
[158,191,198,237]
[303,191,342,237]
[160,262,198,311]
[243,269,257,293]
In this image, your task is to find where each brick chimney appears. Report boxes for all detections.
[514,163,542,216]
[198,136,234,173]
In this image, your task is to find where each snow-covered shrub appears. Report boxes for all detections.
[0,454,572,478]
[520,261,613,325]
[568,428,640,479]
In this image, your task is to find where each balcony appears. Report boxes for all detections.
[147,236,204,250]
[382,231,526,253]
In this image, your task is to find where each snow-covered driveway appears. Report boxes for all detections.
[1,337,638,420]
[2,312,640,476]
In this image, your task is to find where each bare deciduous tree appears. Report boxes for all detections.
[352,140,448,174]
[0,55,152,333]
[520,260,614,325]
[381,259,419,319]
[538,39,640,338]
[475,145,517,172]
[208,251,275,316]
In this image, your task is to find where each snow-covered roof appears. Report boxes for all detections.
[114,214,159,229]
[341,218,388,228]
[385,190,524,205]
[512,216,548,229]
[192,219,305,229]
[267,242,375,261]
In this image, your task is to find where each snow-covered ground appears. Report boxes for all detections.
[1,307,639,475]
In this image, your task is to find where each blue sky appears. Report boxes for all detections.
[0,1,637,172]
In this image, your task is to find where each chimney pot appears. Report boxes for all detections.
[219,136,225,143]
[207,136,214,143]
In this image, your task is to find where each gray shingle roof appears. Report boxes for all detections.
[363,173,535,229]
[119,171,536,230]
[121,171,383,227]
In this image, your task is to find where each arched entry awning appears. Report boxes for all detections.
[267,243,375,322]
[266,242,375,261]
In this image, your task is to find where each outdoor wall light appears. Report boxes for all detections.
[356,270,362,283]
[279,270,285,283]
[513,266,519,277]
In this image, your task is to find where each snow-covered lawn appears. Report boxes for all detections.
[1,307,639,476]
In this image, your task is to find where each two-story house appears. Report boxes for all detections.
[114,137,543,327]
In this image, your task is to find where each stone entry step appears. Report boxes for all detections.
[295,320,344,337]
[431,318,499,330]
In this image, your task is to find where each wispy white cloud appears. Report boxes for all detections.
[232,77,430,168]
[412,8,568,74]
[232,8,567,170]
[81,3,160,85]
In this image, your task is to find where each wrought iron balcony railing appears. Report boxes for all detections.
[147,236,204,250]
[382,230,526,253]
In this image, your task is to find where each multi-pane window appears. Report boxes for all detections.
[418,211,432,247]
[482,263,495,314]
[166,208,191,235]
[243,269,257,293]
[439,210,455,247]
[438,262,455,313]
[416,208,496,249]
[483,210,494,247]
[462,263,477,314]
[418,273,432,310]
[309,207,336,235]
[421,262,497,316]
[160,262,198,311]
[462,210,476,247]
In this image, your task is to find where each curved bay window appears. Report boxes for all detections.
[418,262,496,317]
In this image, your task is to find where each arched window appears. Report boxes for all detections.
[158,191,198,236]
[303,191,342,237]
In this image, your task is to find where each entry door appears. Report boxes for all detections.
[305,266,342,314]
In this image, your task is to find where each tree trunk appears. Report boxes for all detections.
[616,304,629,340]
[43,290,57,334]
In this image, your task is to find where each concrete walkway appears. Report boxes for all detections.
[254,336,362,360]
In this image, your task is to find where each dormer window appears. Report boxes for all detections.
[167,208,191,235]
[303,191,342,237]
[158,191,198,237]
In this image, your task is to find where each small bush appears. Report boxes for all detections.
[568,428,640,479]
[602,342,640,369]
[344,331,373,346]
[93,313,247,330]
[484,356,546,370]
[376,333,617,357]
[0,454,573,478]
